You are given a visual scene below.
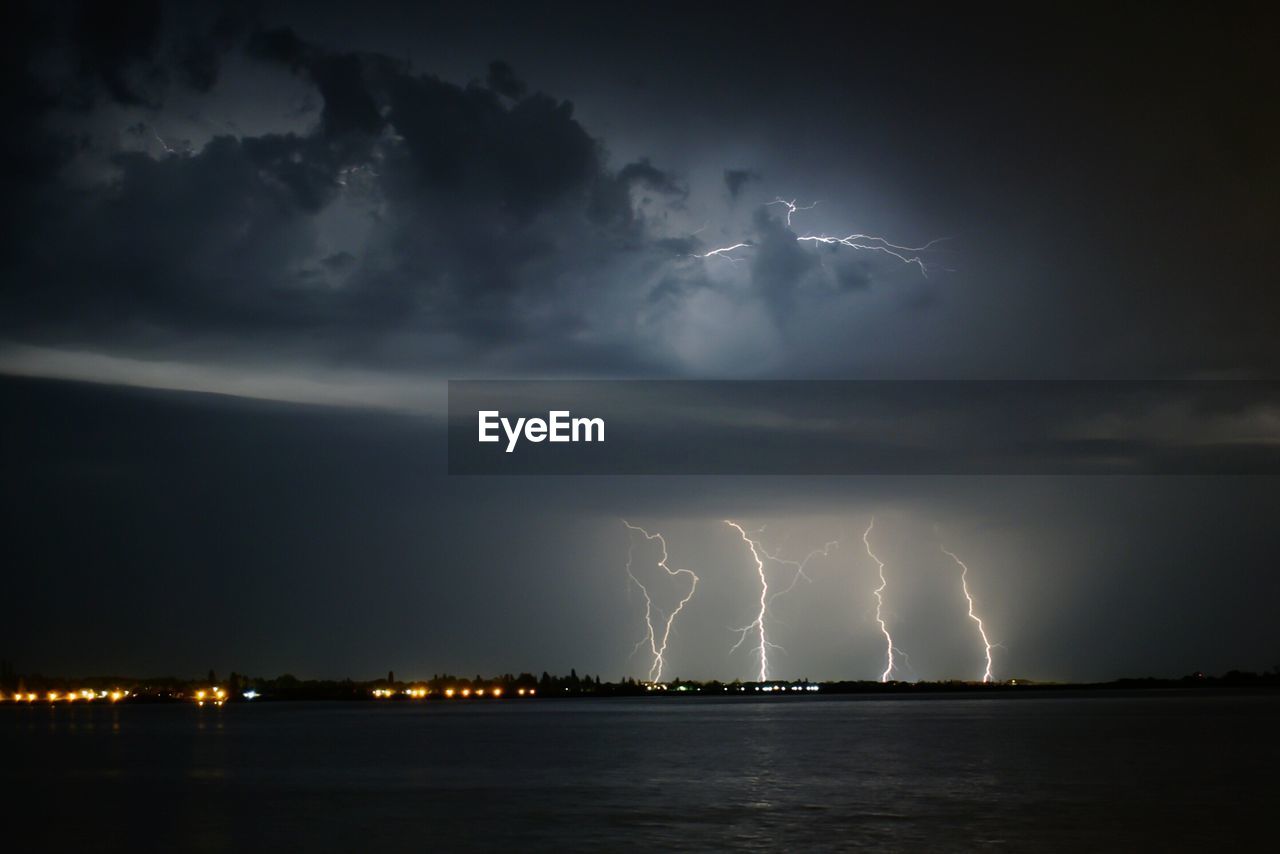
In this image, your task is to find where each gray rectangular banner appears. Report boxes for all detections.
[447,380,1280,475]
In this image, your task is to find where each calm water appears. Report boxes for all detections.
[4,692,1276,851]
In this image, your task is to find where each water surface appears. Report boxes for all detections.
[4,692,1275,850]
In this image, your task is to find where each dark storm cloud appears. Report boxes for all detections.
[378,70,601,218]
[485,60,526,100]
[618,157,687,200]
[175,3,255,92]
[3,2,1280,385]
[248,27,386,139]
[723,168,758,200]
[748,207,820,319]
[0,1,252,204]
[56,1,254,107]
[70,0,166,107]
[2,2,996,389]
[12,136,331,337]
[0,19,704,375]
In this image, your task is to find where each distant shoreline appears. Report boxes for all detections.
[3,671,1276,705]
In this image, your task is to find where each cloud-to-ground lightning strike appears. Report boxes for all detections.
[726,520,772,681]
[862,518,899,683]
[725,520,838,681]
[622,521,700,683]
[941,546,995,683]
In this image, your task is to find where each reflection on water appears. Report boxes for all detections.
[3,692,1276,851]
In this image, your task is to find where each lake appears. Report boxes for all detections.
[4,692,1275,850]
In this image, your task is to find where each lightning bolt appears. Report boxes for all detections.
[795,234,948,278]
[726,520,772,681]
[622,521,699,683]
[767,197,819,226]
[862,518,899,683]
[766,537,840,603]
[725,520,838,681]
[691,242,752,262]
[941,546,995,683]
[690,197,946,275]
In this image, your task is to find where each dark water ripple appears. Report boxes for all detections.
[4,692,1276,851]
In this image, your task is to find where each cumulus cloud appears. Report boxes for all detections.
[2,24,698,382]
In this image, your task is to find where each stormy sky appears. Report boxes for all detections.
[2,2,1278,682]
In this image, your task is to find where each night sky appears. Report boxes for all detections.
[2,2,1278,682]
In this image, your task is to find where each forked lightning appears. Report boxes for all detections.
[622,521,699,683]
